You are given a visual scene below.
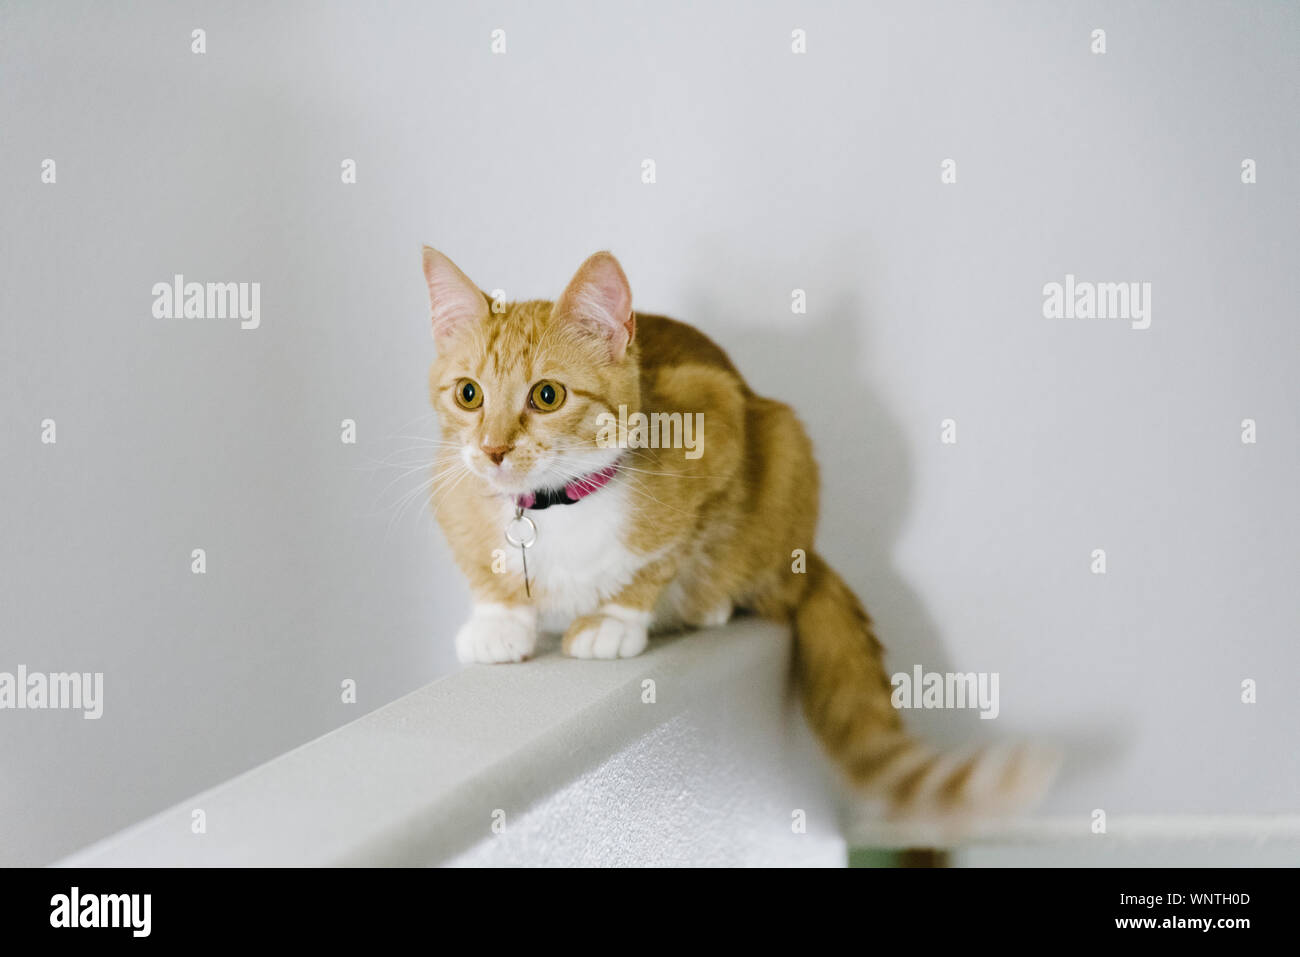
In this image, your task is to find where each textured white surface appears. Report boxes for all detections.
[59,619,845,867]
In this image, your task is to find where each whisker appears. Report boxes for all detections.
[617,473,696,518]
[374,459,459,504]
[383,474,440,540]
[384,459,471,538]
[611,462,726,480]
[385,434,460,445]
[351,445,445,469]
[431,467,475,521]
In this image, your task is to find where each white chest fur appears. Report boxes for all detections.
[497,478,651,632]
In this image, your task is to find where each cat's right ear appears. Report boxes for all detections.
[422,246,489,344]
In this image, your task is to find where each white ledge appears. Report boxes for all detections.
[847,814,1300,849]
[59,618,844,867]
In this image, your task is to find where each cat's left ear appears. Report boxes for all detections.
[554,251,635,361]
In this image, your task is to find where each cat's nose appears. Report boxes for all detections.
[480,442,513,466]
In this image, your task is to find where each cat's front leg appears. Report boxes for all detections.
[455,602,538,664]
[562,559,675,660]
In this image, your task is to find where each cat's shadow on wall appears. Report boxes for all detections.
[683,282,969,749]
[682,272,1120,784]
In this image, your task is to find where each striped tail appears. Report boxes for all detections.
[792,552,1059,825]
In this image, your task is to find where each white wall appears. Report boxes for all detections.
[2,1,1296,865]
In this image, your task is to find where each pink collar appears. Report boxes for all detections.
[516,461,620,511]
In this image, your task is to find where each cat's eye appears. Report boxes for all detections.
[454,378,483,410]
[529,380,566,412]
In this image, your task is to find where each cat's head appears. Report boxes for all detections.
[422,247,640,498]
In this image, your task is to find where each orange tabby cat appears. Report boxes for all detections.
[422,246,1056,820]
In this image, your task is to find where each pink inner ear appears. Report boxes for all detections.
[422,247,488,342]
[555,253,634,359]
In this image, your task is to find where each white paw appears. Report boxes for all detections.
[564,606,650,660]
[695,601,733,628]
[455,604,538,664]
